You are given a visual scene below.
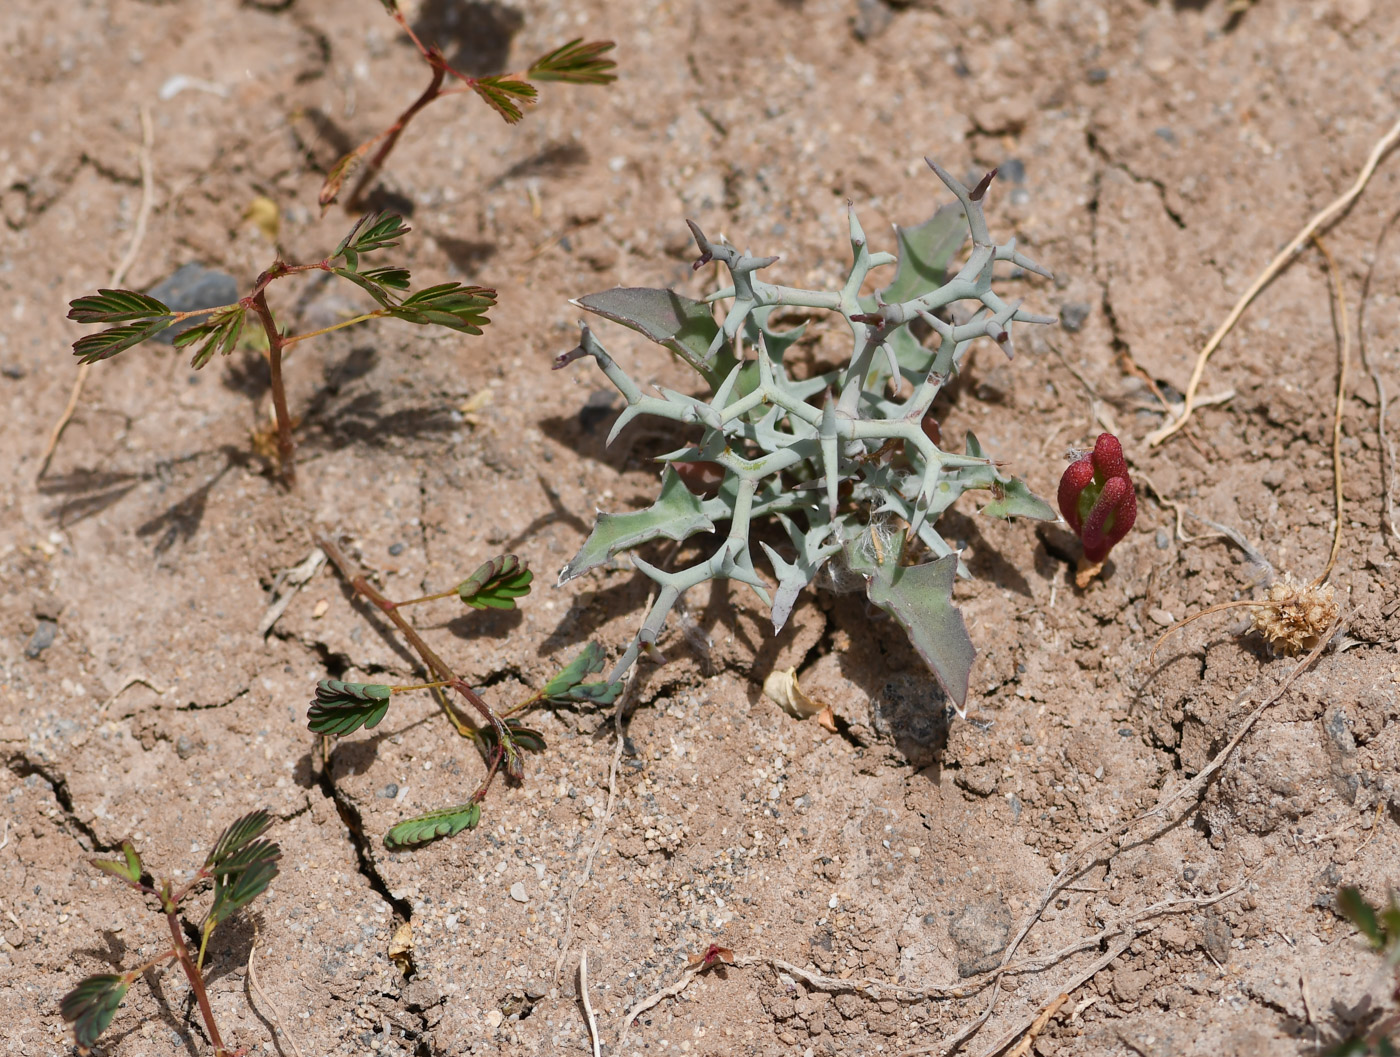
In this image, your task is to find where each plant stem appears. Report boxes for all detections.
[248,286,295,483]
[315,533,511,755]
[164,906,227,1056]
[347,59,446,210]
[282,311,386,348]
[391,587,461,607]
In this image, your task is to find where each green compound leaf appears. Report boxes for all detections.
[575,287,732,390]
[90,841,143,886]
[472,75,538,124]
[387,283,495,334]
[205,809,275,872]
[67,289,173,325]
[71,317,177,364]
[173,305,247,369]
[560,468,716,584]
[528,39,617,85]
[543,641,606,697]
[334,212,411,270]
[204,810,280,928]
[307,680,393,735]
[60,973,130,1051]
[846,535,974,709]
[542,642,622,705]
[384,801,482,848]
[457,555,533,610]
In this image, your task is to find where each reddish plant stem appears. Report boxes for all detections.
[347,60,447,211]
[246,283,296,482]
[162,902,228,1056]
[314,534,512,763]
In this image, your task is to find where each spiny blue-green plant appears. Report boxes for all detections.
[65,212,493,482]
[60,810,280,1056]
[312,537,619,848]
[555,161,1057,709]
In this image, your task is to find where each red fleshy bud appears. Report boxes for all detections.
[1057,433,1136,563]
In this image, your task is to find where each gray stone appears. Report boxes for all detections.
[1060,302,1092,332]
[25,619,57,659]
[146,263,239,345]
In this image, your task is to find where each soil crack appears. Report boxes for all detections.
[5,752,115,853]
[1085,126,1186,230]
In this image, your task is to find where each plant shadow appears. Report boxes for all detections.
[411,0,523,75]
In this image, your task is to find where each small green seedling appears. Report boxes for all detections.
[320,1,616,209]
[556,161,1057,710]
[313,538,618,847]
[65,213,493,481]
[60,810,281,1057]
[1329,886,1400,1055]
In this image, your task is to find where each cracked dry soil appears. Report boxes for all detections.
[3,0,1400,1054]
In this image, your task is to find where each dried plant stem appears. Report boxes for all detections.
[555,672,632,979]
[618,967,698,1046]
[247,934,307,1057]
[1357,205,1400,549]
[929,622,1337,1054]
[1004,992,1069,1057]
[578,951,601,1057]
[39,106,154,479]
[249,288,295,482]
[1311,235,1350,584]
[1148,598,1280,665]
[1147,114,1400,448]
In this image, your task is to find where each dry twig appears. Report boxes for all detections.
[1147,114,1400,448]
[618,967,699,1047]
[1311,235,1350,583]
[1357,205,1400,550]
[578,951,601,1057]
[1004,992,1068,1057]
[39,107,156,478]
[927,620,1338,1054]
[246,933,307,1057]
[555,672,633,979]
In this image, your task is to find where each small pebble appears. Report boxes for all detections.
[998,158,1026,184]
[145,263,239,345]
[484,1009,504,1029]
[1059,302,1092,332]
[1155,528,1171,550]
[377,783,399,799]
[388,542,406,556]
[509,882,529,904]
[1147,607,1176,627]
[25,619,57,659]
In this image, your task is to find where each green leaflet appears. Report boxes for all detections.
[384,802,482,848]
[458,555,533,609]
[307,680,393,735]
[60,974,130,1050]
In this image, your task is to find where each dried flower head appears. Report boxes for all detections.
[1249,573,1339,654]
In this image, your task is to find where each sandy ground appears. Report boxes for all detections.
[2,0,1399,1054]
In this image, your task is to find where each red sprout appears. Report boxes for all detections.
[1057,433,1137,564]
